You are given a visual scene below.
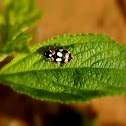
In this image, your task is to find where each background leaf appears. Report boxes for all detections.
[0,33,32,54]
[0,0,43,58]
[0,34,125,103]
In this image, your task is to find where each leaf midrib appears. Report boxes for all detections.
[0,67,124,98]
[0,67,125,75]
[0,72,107,95]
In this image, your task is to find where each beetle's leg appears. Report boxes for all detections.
[60,63,64,67]
[67,47,70,50]
[44,46,51,50]
[54,46,57,49]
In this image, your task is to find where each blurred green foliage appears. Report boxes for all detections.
[0,0,43,61]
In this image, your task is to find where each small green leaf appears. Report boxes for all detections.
[0,0,43,55]
[0,33,32,54]
[0,34,126,103]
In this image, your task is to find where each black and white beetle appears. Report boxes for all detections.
[44,47,73,66]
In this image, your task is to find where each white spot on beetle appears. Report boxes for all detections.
[57,52,63,57]
[65,55,69,59]
[56,58,62,62]
[49,54,52,57]
[59,49,63,52]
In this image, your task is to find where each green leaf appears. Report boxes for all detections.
[0,33,32,54]
[0,0,43,55]
[0,34,126,103]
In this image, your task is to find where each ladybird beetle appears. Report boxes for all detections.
[44,48,73,66]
